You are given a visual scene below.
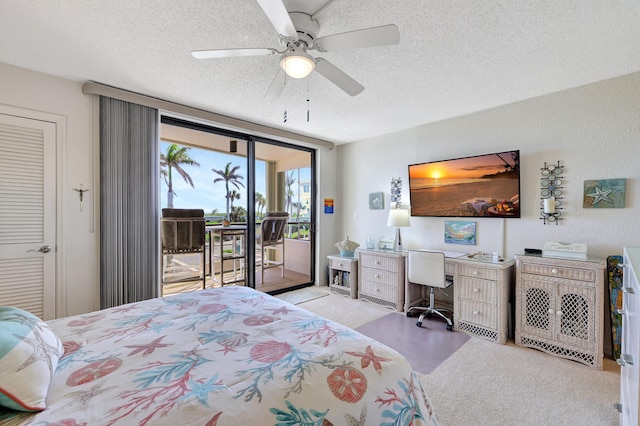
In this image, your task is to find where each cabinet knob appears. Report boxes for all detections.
[375,274,380,279]
[375,261,381,265]
[548,309,554,315]
[617,354,634,366]
[623,287,635,294]
[551,268,559,274]
[473,288,479,293]
[556,310,563,317]
[473,310,479,315]
[472,270,478,275]
[613,403,622,413]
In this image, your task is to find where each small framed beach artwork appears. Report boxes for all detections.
[369,192,384,210]
[583,179,626,208]
[444,221,476,245]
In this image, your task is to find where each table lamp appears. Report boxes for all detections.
[387,208,410,251]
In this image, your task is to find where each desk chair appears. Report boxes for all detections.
[405,250,454,330]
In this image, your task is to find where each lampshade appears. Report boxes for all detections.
[387,208,410,227]
[280,52,315,79]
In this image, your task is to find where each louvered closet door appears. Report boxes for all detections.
[0,113,56,319]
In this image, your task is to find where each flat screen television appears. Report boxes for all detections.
[408,150,520,218]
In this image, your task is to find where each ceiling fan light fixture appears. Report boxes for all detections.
[280,52,315,78]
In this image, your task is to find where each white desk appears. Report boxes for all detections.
[403,250,515,344]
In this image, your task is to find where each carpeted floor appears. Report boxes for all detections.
[355,312,470,374]
[295,286,621,426]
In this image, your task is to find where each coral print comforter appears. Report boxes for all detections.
[5,286,438,425]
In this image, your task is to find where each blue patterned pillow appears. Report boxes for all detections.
[0,306,63,411]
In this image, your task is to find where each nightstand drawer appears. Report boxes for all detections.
[458,265,498,281]
[458,299,497,329]
[457,276,497,304]
[330,258,354,271]
[359,280,397,302]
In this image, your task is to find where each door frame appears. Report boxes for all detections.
[159,114,316,291]
[0,103,66,319]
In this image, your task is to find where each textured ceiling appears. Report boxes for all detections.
[1,0,640,144]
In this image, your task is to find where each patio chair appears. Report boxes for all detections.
[161,208,206,289]
[256,212,289,284]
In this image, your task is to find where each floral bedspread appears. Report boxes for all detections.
[10,286,438,425]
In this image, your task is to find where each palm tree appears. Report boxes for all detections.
[255,192,266,218]
[229,189,241,213]
[212,162,245,220]
[160,144,200,208]
[284,171,296,217]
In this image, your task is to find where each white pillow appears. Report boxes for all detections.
[0,306,64,411]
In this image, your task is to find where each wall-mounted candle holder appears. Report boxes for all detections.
[390,177,402,208]
[540,161,563,225]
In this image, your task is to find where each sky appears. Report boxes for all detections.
[160,141,266,215]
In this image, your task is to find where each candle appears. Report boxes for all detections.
[543,197,556,214]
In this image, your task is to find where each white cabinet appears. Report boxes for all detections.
[454,259,515,344]
[358,249,404,311]
[328,255,358,298]
[619,247,640,425]
[515,255,606,369]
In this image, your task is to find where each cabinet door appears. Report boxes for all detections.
[620,260,639,425]
[520,275,554,340]
[555,283,595,349]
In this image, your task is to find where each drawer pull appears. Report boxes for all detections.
[617,354,634,366]
[473,310,479,315]
[613,403,622,413]
[623,287,635,294]
[473,288,479,293]
[551,268,559,274]
[375,274,380,279]
[337,263,343,267]
[472,270,478,275]
[375,261,381,265]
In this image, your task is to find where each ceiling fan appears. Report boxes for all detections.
[191,0,400,99]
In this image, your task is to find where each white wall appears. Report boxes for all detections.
[0,62,97,316]
[336,72,640,260]
[3,59,638,316]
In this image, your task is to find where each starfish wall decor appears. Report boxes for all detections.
[583,179,626,208]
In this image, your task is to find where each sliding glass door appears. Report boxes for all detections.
[158,116,315,295]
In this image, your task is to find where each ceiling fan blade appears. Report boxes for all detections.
[265,68,286,100]
[191,48,278,59]
[314,58,364,96]
[313,24,400,52]
[255,0,298,40]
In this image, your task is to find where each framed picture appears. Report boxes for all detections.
[369,192,384,210]
[444,221,476,245]
[583,179,626,208]
[324,198,334,214]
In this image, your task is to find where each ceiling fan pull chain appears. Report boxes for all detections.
[307,79,310,122]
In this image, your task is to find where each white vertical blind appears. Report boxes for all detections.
[100,97,159,308]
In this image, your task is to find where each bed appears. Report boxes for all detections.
[1,286,438,425]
